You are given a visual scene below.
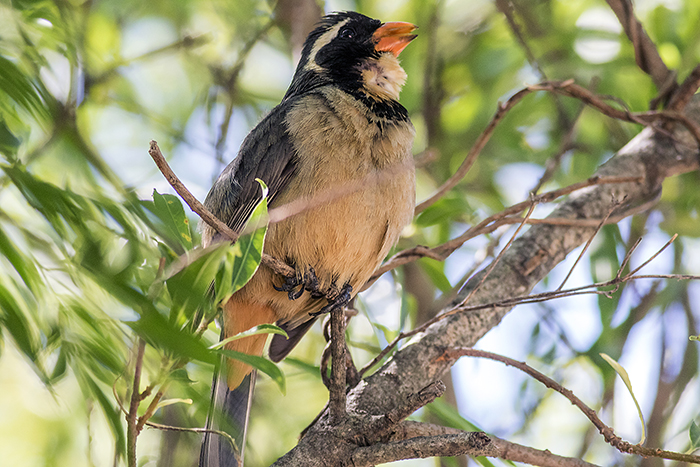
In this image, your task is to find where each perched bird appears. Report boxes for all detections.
[200,11,417,466]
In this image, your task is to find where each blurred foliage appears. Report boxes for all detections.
[1,0,699,466]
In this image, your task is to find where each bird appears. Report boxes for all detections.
[199,11,417,466]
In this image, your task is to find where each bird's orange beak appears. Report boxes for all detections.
[373,21,418,57]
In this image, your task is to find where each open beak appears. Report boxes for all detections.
[373,21,418,57]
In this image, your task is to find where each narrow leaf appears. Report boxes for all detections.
[152,190,193,250]
[689,421,700,452]
[0,55,50,121]
[216,180,268,303]
[156,398,193,409]
[600,353,646,444]
[166,242,232,319]
[218,348,285,393]
[126,307,216,365]
[209,324,287,350]
[0,228,43,294]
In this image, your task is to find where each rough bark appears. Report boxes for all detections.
[271,98,700,466]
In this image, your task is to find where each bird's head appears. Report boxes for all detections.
[285,12,417,103]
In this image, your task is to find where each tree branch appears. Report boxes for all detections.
[390,422,601,467]
[329,306,347,425]
[447,348,700,465]
[276,94,700,466]
[350,432,497,467]
[605,0,676,103]
[148,140,295,279]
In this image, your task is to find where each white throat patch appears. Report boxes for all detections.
[359,54,407,102]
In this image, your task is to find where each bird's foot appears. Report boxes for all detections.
[274,267,324,301]
[273,271,305,300]
[304,268,325,299]
[310,283,353,317]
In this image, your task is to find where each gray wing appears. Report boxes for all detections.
[203,100,297,245]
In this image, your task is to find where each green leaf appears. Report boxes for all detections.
[690,335,700,341]
[689,421,700,452]
[426,398,481,432]
[600,353,646,444]
[156,398,193,409]
[214,180,268,304]
[126,307,216,365]
[415,196,472,227]
[0,227,43,294]
[0,279,38,362]
[0,55,50,121]
[76,371,126,459]
[152,190,193,250]
[165,242,232,320]
[209,324,287,350]
[0,119,21,156]
[371,321,399,343]
[49,346,68,383]
[283,357,322,379]
[218,348,285,393]
[426,399,507,467]
[420,257,452,293]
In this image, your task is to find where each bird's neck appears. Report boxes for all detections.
[358,54,407,102]
[284,54,410,123]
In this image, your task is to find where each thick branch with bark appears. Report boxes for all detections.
[271,97,700,466]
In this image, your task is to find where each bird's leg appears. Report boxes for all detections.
[304,267,325,299]
[310,283,353,317]
[273,269,305,300]
[273,267,324,301]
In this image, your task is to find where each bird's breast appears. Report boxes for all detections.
[254,88,415,323]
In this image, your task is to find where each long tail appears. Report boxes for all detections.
[201,299,275,466]
[200,365,255,467]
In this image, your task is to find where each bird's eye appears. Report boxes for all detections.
[339,27,355,39]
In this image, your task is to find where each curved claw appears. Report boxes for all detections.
[274,270,303,293]
[304,267,320,292]
[289,286,305,300]
[310,283,353,317]
[274,272,304,300]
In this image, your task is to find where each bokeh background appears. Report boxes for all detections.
[1,0,699,466]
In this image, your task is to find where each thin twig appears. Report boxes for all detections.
[616,237,643,279]
[369,175,642,284]
[213,19,276,174]
[143,420,237,451]
[148,140,295,278]
[127,339,146,467]
[457,200,538,307]
[413,75,675,215]
[605,0,675,101]
[113,371,237,451]
[149,141,239,242]
[532,78,599,193]
[527,81,700,146]
[667,64,700,112]
[136,383,169,433]
[624,234,678,278]
[556,198,622,291]
[360,237,697,379]
[496,0,574,129]
[445,348,700,464]
[415,87,533,213]
[360,200,537,378]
